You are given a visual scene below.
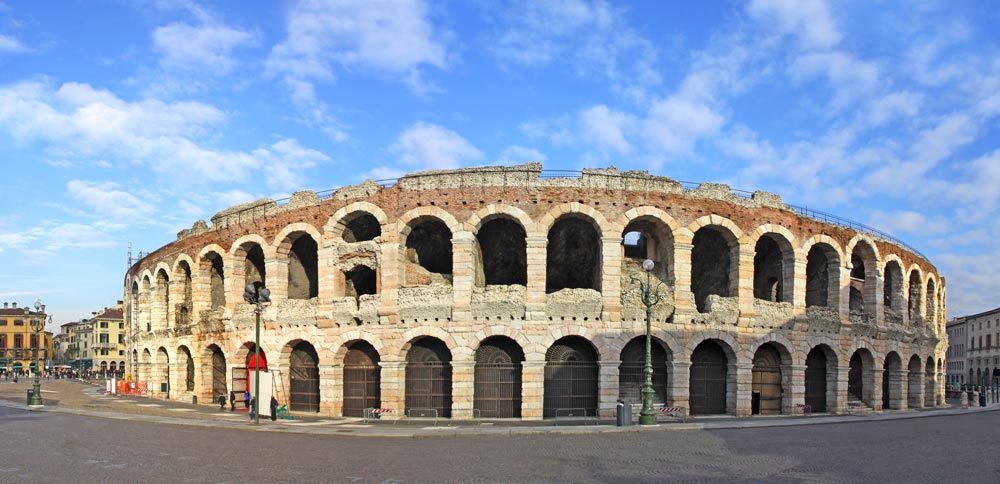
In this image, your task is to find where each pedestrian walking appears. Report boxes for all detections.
[270,396,278,421]
[249,397,256,421]
[218,394,226,410]
[229,391,236,411]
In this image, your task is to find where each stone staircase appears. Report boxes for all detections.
[844,398,873,416]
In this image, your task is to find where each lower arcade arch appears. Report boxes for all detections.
[882,352,903,410]
[289,341,320,413]
[404,337,453,418]
[908,355,923,408]
[924,357,936,407]
[804,345,836,413]
[474,336,524,419]
[689,340,732,415]
[207,345,227,402]
[342,341,380,417]
[156,347,170,395]
[179,346,194,392]
[751,344,787,415]
[618,337,670,406]
[848,349,876,407]
[543,336,599,419]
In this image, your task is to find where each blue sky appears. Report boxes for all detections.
[0,0,997,328]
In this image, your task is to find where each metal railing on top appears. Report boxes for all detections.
[207,168,928,261]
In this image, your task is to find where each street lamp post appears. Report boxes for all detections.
[29,299,46,407]
[631,259,664,426]
[243,282,270,425]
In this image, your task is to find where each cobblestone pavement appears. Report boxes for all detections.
[2,379,998,483]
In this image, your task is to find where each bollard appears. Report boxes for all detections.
[960,392,969,409]
[26,389,32,405]
[971,391,980,407]
[192,395,198,405]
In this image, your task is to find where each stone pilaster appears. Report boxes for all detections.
[451,233,476,322]
[671,241,695,322]
[670,360,690,413]
[598,360,621,418]
[379,360,406,419]
[734,363,753,417]
[521,361,545,420]
[600,237,623,322]
[525,238,548,320]
[451,360,475,419]
[788,364,806,414]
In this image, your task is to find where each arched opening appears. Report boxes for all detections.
[476,217,527,286]
[203,252,225,308]
[925,280,937,326]
[180,346,194,392]
[474,336,524,418]
[753,235,790,303]
[290,341,320,413]
[543,336,599,419]
[908,355,922,408]
[286,234,318,299]
[689,340,729,415]
[343,341,380,417]
[805,244,838,307]
[849,242,877,316]
[238,243,266,293]
[751,344,783,415]
[156,347,170,396]
[546,215,601,293]
[344,265,377,303]
[691,227,734,313]
[924,357,935,408]
[209,346,227,402]
[618,337,669,406]
[405,337,453,418]
[908,270,923,324]
[882,352,902,410]
[848,352,865,402]
[342,212,381,242]
[804,346,832,413]
[849,287,864,313]
[141,276,152,332]
[175,261,193,327]
[156,269,169,331]
[621,216,673,283]
[405,217,453,279]
[883,261,903,311]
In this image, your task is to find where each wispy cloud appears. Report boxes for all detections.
[389,122,483,170]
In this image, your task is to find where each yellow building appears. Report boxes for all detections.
[88,307,126,376]
[0,301,54,375]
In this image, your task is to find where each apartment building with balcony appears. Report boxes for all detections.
[962,306,1000,387]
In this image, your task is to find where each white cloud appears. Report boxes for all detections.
[495,145,546,165]
[0,33,29,53]
[642,96,723,155]
[868,210,948,236]
[745,0,841,49]
[0,79,258,183]
[579,105,634,154]
[266,0,447,94]
[153,21,254,74]
[252,138,332,191]
[390,122,483,170]
[489,0,661,101]
[66,180,157,223]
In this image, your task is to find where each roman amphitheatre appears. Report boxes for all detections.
[125,163,946,420]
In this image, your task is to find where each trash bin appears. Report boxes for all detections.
[616,399,632,427]
[26,389,32,405]
[192,395,198,405]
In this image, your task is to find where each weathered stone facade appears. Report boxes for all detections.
[125,164,947,419]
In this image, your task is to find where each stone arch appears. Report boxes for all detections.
[802,236,843,308]
[231,237,268,299]
[925,274,938,324]
[198,245,227,308]
[848,238,879,317]
[327,201,389,242]
[534,202,613,238]
[474,335,525,418]
[907,266,924,325]
[804,343,838,413]
[399,211,456,282]
[473,212,528,287]
[155,346,170,396]
[154,266,170,332]
[602,331,683,362]
[907,354,923,408]
[543,335,600,418]
[688,337,739,415]
[882,351,904,410]
[847,347,877,407]
[177,345,195,392]
[688,217,742,313]
[751,341,792,415]
[466,203,535,234]
[395,326,461,361]
[404,335,454,418]
[341,339,381,417]
[618,207,678,288]
[746,225,797,303]
[545,212,603,293]
[539,325,605,361]
[471,326,537,360]
[274,224,321,300]
[618,334,673,405]
[332,331,388,362]
[284,339,321,413]
[398,206,463,236]
[924,355,936,408]
[882,256,905,317]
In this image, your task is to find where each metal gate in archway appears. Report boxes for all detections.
[690,341,727,415]
[618,338,668,405]
[543,338,598,419]
[752,346,782,415]
[290,342,320,413]
[185,353,195,392]
[474,337,523,418]
[405,338,452,418]
[343,341,380,417]
[804,349,827,413]
[211,349,227,400]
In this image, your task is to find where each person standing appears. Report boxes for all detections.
[229,391,236,411]
[270,396,278,421]
[218,394,226,411]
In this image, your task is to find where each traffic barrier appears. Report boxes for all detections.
[363,408,394,423]
[656,406,686,422]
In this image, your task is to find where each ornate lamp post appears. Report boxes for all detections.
[243,282,270,424]
[631,259,664,425]
[29,299,47,407]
